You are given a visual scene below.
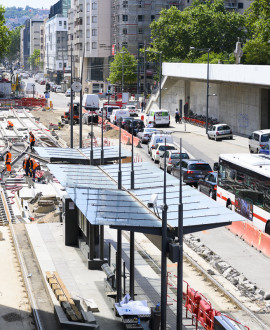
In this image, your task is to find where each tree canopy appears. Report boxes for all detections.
[5,25,22,63]
[0,6,11,60]
[150,0,246,62]
[28,49,42,71]
[107,48,137,87]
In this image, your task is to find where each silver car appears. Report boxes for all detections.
[207,124,233,141]
[136,128,160,143]
[159,150,189,173]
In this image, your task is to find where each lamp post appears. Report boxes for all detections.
[190,47,211,133]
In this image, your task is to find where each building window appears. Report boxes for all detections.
[151,15,155,21]
[122,42,128,48]
[86,29,90,38]
[87,3,90,11]
[138,15,144,22]
[92,29,97,36]
[87,17,90,25]
[57,38,60,44]
[59,62,62,68]
[64,21,67,28]
[123,0,128,8]
[123,28,127,35]
[59,20,62,26]
[138,0,142,8]
[238,2,243,8]
[88,58,104,81]
[92,42,97,49]
[86,42,90,51]
[92,2,97,10]
[138,43,144,49]
[92,16,97,23]
[122,14,128,21]
[138,27,143,34]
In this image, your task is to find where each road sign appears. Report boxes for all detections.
[45,92,50,99]
[71,81,82,92]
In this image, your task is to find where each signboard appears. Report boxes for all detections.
[122,92,129,104]
[45,92,50,99]
[235,197,253,220]
[112,44,116,56]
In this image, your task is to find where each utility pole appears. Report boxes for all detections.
[144,41,147,107]
[70,46,74,148]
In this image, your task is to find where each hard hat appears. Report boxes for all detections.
[25,155,29,159]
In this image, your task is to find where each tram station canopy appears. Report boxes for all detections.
[48,162,246,236]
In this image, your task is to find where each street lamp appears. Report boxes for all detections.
[190,47,211,133]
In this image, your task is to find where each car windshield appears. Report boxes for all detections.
[159,145,175,151]
[144,128,157,133]
[189,163,212,171]
[218,125,230,131]
[171,153,189,159]
[261,134,270,142]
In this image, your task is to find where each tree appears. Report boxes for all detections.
[5,25,22,63]
[107,48,137,88]
[244,0,270,42]
[28,49,41,72]
[150,0,246,62]
[0,6,11,60]
[242,40,270,65]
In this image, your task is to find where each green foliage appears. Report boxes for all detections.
[244,0,270,42]
[28,49,41,70]
[5,25,22,62]
[0,6,11,60]
[108,48,137,86]
[192,52,235,64]
[242,40,270,65]
[150,0,246,62]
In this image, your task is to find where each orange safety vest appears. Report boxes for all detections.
[7,121,14,127]
[30,158,38,170]
[30,134,35,143]
[23,159,30,169]
[5,152,11,164]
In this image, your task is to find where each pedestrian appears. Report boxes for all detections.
[23,155,31,177]
[175,109,180,124]
[30,157,40,181]
[7,121,14,129]
[141,101,144,112]
[29,131,35,151]
[5,148,12,175]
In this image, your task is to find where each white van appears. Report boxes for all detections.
[249,129,270,153]
[82,94,99,110]
[99,105,120,119]
[146,109,170,127]
[122,105,138,117]
[110,109,130,125]
[25,82,35,95]
[148,133,174,157]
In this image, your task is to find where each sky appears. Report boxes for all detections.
[0,0,57,9]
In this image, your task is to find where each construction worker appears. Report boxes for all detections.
[29,131,35,151]
[30,157,40,181]
[23,155,31,177]
[5,148,12,175]
[7,121,14,129]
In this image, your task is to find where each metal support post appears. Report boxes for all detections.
[99,225,104,260]
[89,224,95,260]
[101,106,104,165]
[130,231,135,300]
[161,138,168,330]
[90,112,94,165]
[118,120,122,190]
[144,42,147,105]
[131,119,134,190]
[79,45,85,148]
[206,49,210,133]
[159,52,162,110]
[70,47,74,148]
[136,47,140,105]
[177,138,183,329]
[116,229,122,303]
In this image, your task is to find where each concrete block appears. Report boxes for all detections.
[81,310,96,324]
[66,307,78,322]
[82,299,99,313]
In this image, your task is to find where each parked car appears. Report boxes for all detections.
[146,109,170,127]
[55,85,62,93]
[259,143,269,155]
[197,172,218,200]
[128,119,145,135]
[249,129,270,153]
[151,143,177,163]
[171,159,212,187]
[159,150,190,173]
[207,124,233,141]
[121,117,132,129]
[65,88,75,97]
[136,128,160,144]
[148,133,174,158]
[39,80,46,85]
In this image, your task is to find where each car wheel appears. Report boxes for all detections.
[158,162,162,169]
[209,190,213,199]
[230,136,233,140]
[154,158,158,164]
[249,146,253,153]
[256,148,259,154]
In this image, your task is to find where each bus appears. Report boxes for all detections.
[215,153,270,234]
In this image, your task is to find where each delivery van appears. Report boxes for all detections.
[82,94,99,111]
[146,109,170,127]
[110,109,130,125]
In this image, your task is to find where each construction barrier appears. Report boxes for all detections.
[167,272,249,330]
[0,98,47,108]
[227,221,270,258]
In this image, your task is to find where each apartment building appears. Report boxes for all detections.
[21,19,44,70]
[68,0,111,94]
[45,15,69,83]
[20,27,25,69]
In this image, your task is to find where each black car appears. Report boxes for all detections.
[128,119,145,135]
[197,172,218,200]
[171,159,212,186]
